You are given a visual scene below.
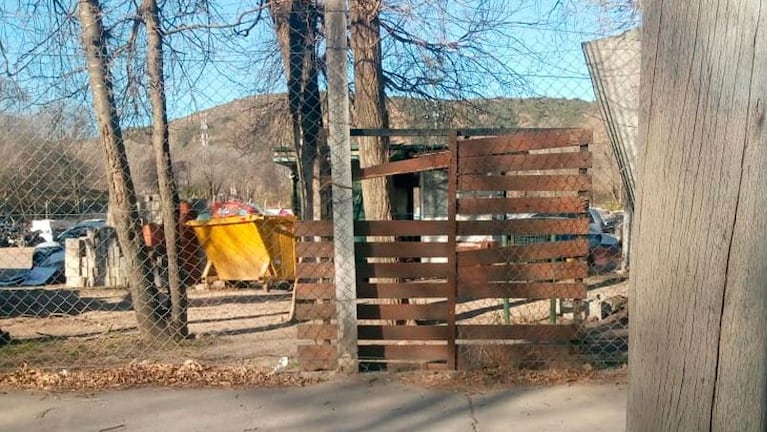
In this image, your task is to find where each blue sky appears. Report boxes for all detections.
[1,0,638,121]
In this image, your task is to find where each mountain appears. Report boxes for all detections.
[0,94,622,219]
[133,94,620,207]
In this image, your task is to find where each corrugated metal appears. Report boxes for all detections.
[583,28,641,210]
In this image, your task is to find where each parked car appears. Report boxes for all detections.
[520,210,621,273]
[55,219,107,243]
[591,208,624,234]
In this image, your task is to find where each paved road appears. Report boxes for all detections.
[0,376,626,432]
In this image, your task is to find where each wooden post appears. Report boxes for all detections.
[326,0,358,373]
[629,1,767,429]
[446,131,458,370]
[573,139,590,325]
[620,206,631,273]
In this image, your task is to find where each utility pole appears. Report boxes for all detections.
[628,1,767,429]
[326,0,358,373]
[200,113,213,202]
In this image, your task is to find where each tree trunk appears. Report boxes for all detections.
[629,1,767,430]
[269,0,328,220]
[77,0,170,340]
[142,0,187,339]
[350,0,391,221]
[351,0,401,323]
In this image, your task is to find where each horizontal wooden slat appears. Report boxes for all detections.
[296,262,335,278]
[457,282,586,299]
[457,218,589,235]
[357,303,448,321]
[295,283,336,300]
[459,174,591,192]
[457,239,590,266]
[350,127,551,137]
[355,242,451,258]
[295,303,336,320]
[353,152,450,180]
[297,345,337,371]
[457,324,578,342]
[297,324,337,340]
[457,197,587,214]
[355,220,451,236]
[457,344,573,370]
[459,152,591,174]
[457,262,587,283]
[296,241,334,258]
[358,344,449,362]
[357,282,450,299]
[357,262,451,279]
[357,325,449,340]
[295,221,334,237]
[458,129,591,156]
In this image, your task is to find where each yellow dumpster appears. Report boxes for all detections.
[186,214,296,285]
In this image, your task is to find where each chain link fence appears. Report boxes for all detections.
[0,0,637,374]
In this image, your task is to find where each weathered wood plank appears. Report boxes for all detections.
[356,262,451,279]
[357,282,450,298]
[295,303,336,320]
[456,324,578,342]
[357,325,449,340]
[458,174,592,192]
[295,283,336,300]
[457,218,589,236]
[457,262,587,283]
[354,220,451,236]
[353,152,450,180]
[358,344,449,362]
[296,262,335,278]
[457,197,587,214]
[357,303,449,321]
[457,239,589,266]
[297,345,337,371]
[457,282,586,300]
[296,241,334,258]
[458,129,592,156]
[350,127,534,137]
[355,242,451,258]
[297,324,337,340]
[459,152,591,174]
[295,221,334,237]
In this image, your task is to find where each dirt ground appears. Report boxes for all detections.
[0,286,295,371]
[0,274,628,372]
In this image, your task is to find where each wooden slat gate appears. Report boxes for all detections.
[295,128,592,371]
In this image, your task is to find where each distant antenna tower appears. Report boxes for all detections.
[200,113,209,147]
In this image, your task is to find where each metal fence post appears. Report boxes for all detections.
[326,0,358,373]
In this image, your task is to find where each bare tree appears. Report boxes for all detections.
[142,0,187,338]
[350,0,391,222]
[629,1,766,430]
[77,0,172,340]
[268,0,327,220]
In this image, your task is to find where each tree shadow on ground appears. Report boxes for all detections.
[0,288,132,317]
[200,319,294,337]
[188,311,288,325]
[188,293,291,308]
